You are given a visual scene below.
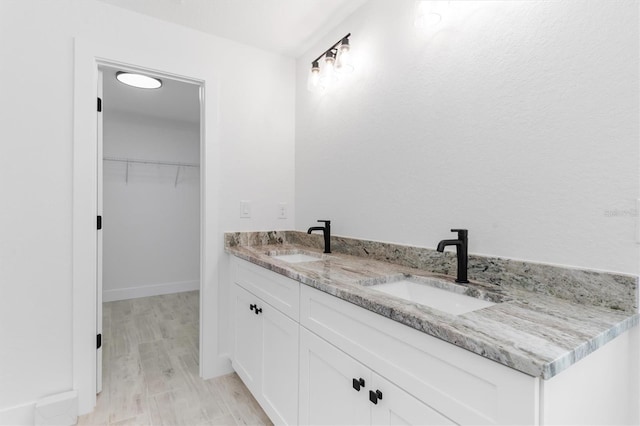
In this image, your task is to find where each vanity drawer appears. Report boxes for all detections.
[232,257,300,320]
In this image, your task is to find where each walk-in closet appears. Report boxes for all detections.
[101,66,201,303]
[95,66,206,421]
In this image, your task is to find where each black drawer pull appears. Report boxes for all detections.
[249,304,256,311]
[254,307,262,315]
[369,389,383,404]
[352,377,365,391]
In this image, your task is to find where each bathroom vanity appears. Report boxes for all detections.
[225,231,639,425]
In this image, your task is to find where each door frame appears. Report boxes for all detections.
[96,68,103,395]
[95,62,204,394]
[73,36,230,415]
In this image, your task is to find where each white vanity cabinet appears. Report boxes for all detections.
[299,327,456,426]
[370,373,458,426]
[299,285,539,425]
[231,258,300,426]
[233,284,263,390]
[230,255,638,425]
[299,327,371,425]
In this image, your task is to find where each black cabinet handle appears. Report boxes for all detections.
[352,377,365,391]
[249,304,257,311]
[369,389,383,404]
[254,307,262,315]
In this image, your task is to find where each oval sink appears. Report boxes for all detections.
[362,275,504,315]
[266,249,324,263]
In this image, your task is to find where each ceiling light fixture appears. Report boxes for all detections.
[414,0,452,30]
[308,33,352,92]
[116,72,163,89]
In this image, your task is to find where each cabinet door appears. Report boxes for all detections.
[261,304,299,425]
[299,328,371,426]
[370,374,457,426]
[233,284,263,390]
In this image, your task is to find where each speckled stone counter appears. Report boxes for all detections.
[224,231,639,380]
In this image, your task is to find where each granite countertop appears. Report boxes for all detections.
[226,241,638,380]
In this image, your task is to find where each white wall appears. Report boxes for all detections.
[296,0,639,275]
[0,0,295,421]
[102,110,200,301]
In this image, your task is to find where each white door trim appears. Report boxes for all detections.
[96,68,103,395]
[73,36,231,415]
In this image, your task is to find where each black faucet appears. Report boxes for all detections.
[436,229,469,283]
[307,220,331,253]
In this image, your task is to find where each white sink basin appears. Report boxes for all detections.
[267,249,324,263]
[272,253,323,263]
[367,276,497,315]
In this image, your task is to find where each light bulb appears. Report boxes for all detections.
[319,51,339,88]
[335,38,354,74]
[309,61,320,87]
[324,51,336,75]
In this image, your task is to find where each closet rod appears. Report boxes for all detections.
[103,156,199,168]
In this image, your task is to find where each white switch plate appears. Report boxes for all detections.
[240,200,251,218]
[278,202,287,219]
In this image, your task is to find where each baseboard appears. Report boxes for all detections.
[202,355,234,380]
[35,391,77,426]
[0,402,34,426]
[103,280,199,302]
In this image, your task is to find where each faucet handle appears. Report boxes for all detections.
[317,220,331,225]
[450,229,468,238]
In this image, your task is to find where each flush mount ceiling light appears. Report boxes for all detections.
[308,33,353,92]
[116,72,163,89]
[414,0,456,30]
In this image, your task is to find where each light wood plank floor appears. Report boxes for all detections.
[78,291,272,426]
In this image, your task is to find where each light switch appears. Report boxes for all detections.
[278,202,287,219]
[240,200,251,218]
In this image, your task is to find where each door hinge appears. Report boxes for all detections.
[97,97,102,112]
[97,333,102,349]
[97,215,102,230]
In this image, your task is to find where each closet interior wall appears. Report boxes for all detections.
[102,106,201,302]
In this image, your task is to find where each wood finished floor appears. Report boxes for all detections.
[77,291,272,426]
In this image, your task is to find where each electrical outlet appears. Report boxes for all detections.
[240,200,251,218]
[278,202,287,219]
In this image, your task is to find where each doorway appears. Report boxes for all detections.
[97,64,202,393]
[73,37,232,416]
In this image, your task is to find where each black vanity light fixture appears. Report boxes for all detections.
[309,33,353,91]
[116,71,163,89]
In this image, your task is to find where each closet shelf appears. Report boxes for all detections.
[103,156,199,168]
[104,156,199,187]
